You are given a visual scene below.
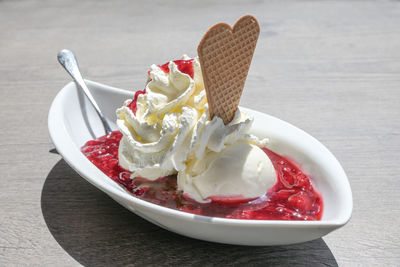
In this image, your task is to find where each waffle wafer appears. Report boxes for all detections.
[198,15,260,124]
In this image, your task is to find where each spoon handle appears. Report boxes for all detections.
[57,49,112,135]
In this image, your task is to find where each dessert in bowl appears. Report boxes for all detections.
[81,56,323,221]
[48,15,352,245]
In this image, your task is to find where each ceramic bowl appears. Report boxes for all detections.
[48,80,352,246]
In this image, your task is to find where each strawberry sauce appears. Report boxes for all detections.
[81,131,323,221]
[158,58,195,78]
[127,89,145,115]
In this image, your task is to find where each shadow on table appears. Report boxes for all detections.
[41,159,338,267]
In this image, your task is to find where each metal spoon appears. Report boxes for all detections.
[57,49,112,135]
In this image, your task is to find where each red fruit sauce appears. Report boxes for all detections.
[158,58,195,78]
[81,131,323,221]
[127,89,146,115]
[146,58,195,79]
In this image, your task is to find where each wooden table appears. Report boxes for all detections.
[1,0,399,266]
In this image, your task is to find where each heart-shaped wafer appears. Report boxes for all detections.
[198,15,260,124]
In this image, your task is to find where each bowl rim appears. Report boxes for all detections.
[48,80,353,228]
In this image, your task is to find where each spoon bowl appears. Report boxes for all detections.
[48,80,352,246]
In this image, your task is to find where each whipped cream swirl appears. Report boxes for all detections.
[117,56,269,201]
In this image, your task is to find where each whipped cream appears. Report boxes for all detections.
[117,56,275,202]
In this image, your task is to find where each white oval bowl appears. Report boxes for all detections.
[48,80,352,246]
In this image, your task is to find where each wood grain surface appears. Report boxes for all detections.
[1,0,399,266]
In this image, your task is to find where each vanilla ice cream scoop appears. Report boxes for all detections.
[178,142,276,202]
